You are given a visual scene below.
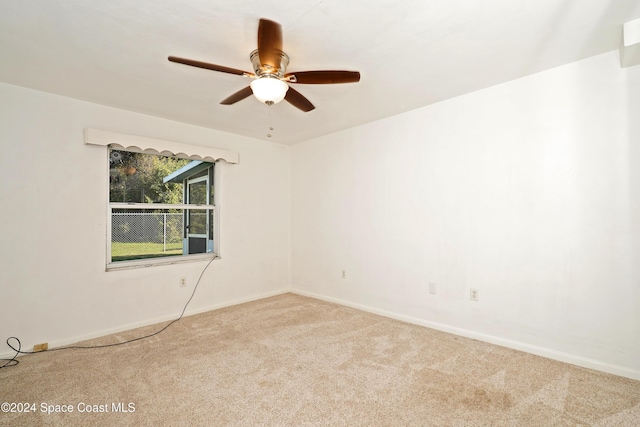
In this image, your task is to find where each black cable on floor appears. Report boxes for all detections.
[0,257,214,369]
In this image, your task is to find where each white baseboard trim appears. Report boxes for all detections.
[292,289,640,381]
[1,289,289,361]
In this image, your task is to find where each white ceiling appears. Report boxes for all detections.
[1,0,639,145]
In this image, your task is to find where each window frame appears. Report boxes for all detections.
[84,128,237,271]
[105,152,219,272]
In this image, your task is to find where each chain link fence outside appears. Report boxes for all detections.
[112,212,184,259]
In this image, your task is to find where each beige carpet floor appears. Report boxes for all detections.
[1,293,639,426]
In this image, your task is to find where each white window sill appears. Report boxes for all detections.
[106,253,218,272]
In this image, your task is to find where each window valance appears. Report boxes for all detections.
[84,128,239,164]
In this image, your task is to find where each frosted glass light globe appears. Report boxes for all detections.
[250,77,289,104]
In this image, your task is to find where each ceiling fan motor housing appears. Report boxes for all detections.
[250,49,289,78]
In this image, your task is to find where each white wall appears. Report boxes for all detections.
[0,82,291,354]
[291,51,640,379]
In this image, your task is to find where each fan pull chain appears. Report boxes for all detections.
[266,102,274,138]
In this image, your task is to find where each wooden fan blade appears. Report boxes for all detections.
[284,86,315,112]
[257,19,283,69]
[168,56,253,77]
[220,86,254,105]
[284,70,361,84]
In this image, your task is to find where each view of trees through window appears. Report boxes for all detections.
[109,149,214,263]
[109,149,189,204]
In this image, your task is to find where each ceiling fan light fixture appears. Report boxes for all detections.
[250,77,289,104]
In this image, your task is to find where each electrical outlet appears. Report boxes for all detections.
[179,278,187,287]
[429,282,437,294]
[34,343,48,352]
[470,288,479,301]
[341,270,346,279]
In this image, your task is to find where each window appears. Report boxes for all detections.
[84,128,238,270]
[108,148,215,269]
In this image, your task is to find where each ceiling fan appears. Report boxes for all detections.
[168,18,361,112]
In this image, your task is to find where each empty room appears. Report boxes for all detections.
[1,1,639,425]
